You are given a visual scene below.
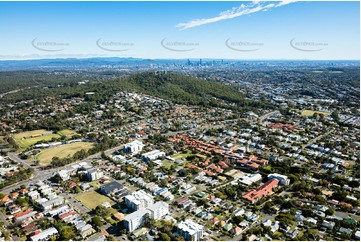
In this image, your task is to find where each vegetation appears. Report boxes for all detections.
[301,110,331,117]
[11,129,78,150]
[35,142,94,166]
[74,190,115,210]
[0,167,34,189]
[0,72,271,113]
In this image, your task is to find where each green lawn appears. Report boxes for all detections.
[74,190,115,210]
[17,134,61,149]
[13,129,78,150]
[35,142,94,166]
[162,159,174,169]
[13,129,50,140]
[172,150,192,160]
[301,110,331,117]
[90,181,102,188]
[58,129,77,137]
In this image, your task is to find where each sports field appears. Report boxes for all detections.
[301,110,331,117]
[16,134,62,150]
[74,190,115,210]
[13,129,50,140]
[12,129,78,150]
[35,142,93,166]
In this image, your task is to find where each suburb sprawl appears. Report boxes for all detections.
[0,60,359,241]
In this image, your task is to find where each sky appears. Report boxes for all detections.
[0,1,359,60]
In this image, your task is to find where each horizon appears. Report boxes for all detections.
[0,56,360,62]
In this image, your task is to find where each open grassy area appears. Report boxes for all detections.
[74,190,115,210]
[162,159,174,169]
[171,150,192,160]
[16,134,61,150]
[58,129,77,137]
[13,129,78,150]
[301,110,331,117]
[13,129,50,140]
[90,181,102,188]
[36,142,94,166]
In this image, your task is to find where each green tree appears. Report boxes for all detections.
[92,216,103,228]
[158,233,171,241]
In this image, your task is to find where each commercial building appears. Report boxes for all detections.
[100,181,123,195]
[240,173,262,186]
[141,150,165,162]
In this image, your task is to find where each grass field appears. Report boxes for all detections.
[13,129,78,150]
[13,129,50,140]
[90,181,102,188]
[74,190,115,210]
[162,159,174,169]
[171,150,192,160]
[301,110,331,117]
[16,134,61,149]
[58,129,77,137]
[36,142,94,166]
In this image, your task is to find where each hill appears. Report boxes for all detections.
[0,72,269,112]
[84,72,268,111]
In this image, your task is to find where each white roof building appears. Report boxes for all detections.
[86,168,103,181]
[30,227,58,241]
[177,219,204,241]
[56,170,70,181]
[268,173,290,185]
[124,140,144,155]
[240,173,262,186]
[123,209,149,232]
[125,190,154,211]
[141,150,165,161]
[147,202,169,220]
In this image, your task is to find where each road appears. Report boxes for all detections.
[61,192,90,215]
[211,179,238,192]
[0,87,30,98]
[301,128,334,151]
[7,152,40,176]
[258,111,280,125]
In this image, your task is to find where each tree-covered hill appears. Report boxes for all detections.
[0,71,270,112]
[124,72,248,106]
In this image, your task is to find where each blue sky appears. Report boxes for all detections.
[0,1,359,60]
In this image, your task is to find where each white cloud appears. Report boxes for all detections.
[176,0,297,30]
